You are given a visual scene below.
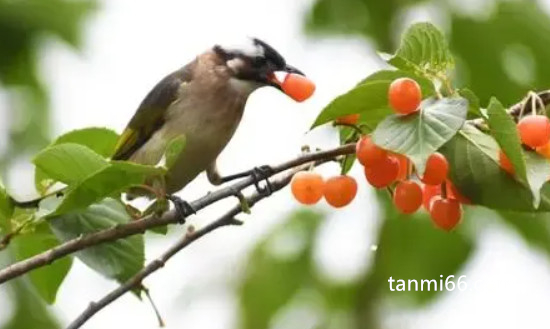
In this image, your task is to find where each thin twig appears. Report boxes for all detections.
[469,90,550,127]
[66,166,305,329]
[0,143,355,285]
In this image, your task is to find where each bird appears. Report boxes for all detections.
[110,38,306,220]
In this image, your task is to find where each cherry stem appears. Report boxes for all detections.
[441,181,448,199]
[386,186,394,198]
[334,122,364,135]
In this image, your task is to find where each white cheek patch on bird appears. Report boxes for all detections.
[227,57,246,73]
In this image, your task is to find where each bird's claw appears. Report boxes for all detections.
[166,195,196,224]
[250,165,274,196]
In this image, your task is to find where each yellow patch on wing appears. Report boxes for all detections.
[112,128,138,159]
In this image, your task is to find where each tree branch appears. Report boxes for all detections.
[66,165,304,329]
[0,143,355,285]
[469,90,550,127]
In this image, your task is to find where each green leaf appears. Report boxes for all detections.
[486,98,528,181]
[369,191,474,305]
[338,128,357,174]
[440,125,550,211]
[13,223,73,304]
[340,154,356,175]
[312,81,392,128]
[313,70,435,129]
[524,151,550,208]
[52,162,165,216]
[164,135,186,169]
[0,180,14,232]
[372,96,468,174]
[35,128,118,194]
[49,198,144,284]
[33,143,108,186]
[388,22,454,76]
[50,127,119,157]
[459,88,483,118]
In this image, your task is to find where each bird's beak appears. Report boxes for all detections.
[267,65,305,90]
[284,64,304,76]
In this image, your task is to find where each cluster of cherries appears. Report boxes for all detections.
[291,78,471,231]
[498,109,550,174]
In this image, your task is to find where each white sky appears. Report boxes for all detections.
[2,0,550,328]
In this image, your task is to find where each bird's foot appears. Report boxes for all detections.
[218,165,274,196]
[166,195,197,224]
[249,165,274,196]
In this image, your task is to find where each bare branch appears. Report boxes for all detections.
[0,143,355,285]
[66,165,303,329]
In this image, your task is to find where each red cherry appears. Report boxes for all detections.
[422,179,471,211]
[422,184,442,210]
[388,78,422,115]
[281,74,316,102]
[323,175,358,208]
[421,152,449,185]
[429,197,462,231]
[498,150,515,175]
[356,136,388,167]
[517,115,550,148]
[364,155,399,188]
[393,180,423,214]
[291,172,324,205]
[335,114,360,125]
[393,153,410,181]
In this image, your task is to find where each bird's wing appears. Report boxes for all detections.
[112,65,194,160]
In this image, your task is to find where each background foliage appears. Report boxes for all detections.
[0,0,96,327]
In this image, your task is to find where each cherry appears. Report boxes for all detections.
[429,197,462,231]
[517,115,550,148]
[422,179,471,211]
[356,136,388,167]
[536,142,550,159]
[281,73,316,102]
[335,114,360,125]
[498,149,515,175]
[422,184,442,210]
[393,153,410,181]
[291,171,324,205]
[364,155,399,188]
[421,152,449,185]
[393,180,423,214]
[388,78,422,115]
[323,175,358,208]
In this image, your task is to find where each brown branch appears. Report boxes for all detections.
[0,143,355,285]
[469,90,550,128]
[66,165,303,329]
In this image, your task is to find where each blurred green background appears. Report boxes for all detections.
[2,0,550,328]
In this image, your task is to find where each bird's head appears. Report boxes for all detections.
[213,38,304,92]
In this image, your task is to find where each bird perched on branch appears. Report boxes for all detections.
[111,38,307,219]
